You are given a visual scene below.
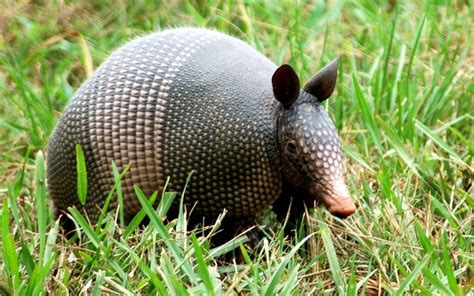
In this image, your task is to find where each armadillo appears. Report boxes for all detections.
[46,28,356,227]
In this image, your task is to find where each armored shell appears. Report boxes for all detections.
[47,28,283,222]
[47,28,356,225]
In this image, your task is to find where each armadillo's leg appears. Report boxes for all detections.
[272,184,309,233]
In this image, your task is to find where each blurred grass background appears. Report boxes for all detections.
[0,0,472,294]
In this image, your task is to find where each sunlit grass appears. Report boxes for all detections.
[0,0,472,294]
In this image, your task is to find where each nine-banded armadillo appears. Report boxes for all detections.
[46,28,356,228]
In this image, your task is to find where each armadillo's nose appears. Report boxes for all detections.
[328,198,356,219]
[313,179,356,219]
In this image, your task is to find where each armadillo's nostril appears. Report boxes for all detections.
[328,198,356,219]
[330,207,355,219]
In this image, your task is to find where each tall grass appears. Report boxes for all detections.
[0,0,472,294]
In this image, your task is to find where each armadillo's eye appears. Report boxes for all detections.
[286,140,298,155]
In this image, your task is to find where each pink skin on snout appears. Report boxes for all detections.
[309,178,356,219]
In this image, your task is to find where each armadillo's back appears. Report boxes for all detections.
[47,28,282,223]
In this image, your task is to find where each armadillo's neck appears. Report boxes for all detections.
[271,98,300,192]
[272,103,312,213]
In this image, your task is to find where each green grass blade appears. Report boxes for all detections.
[114,240,167,294]
[422,268,454,295]
[133,186,173,241]
[44,219,59,267]
[123,191,158,238]
[433,114,470,134]
[376,118,420,177]
[0,2,472,294]
[263,233,314,296]
[352,74,383,155]
[279,263,300,295]
[25,255,56,296]
[390,44,406,114]
[96,162,130,228]
[440,233,458,294]
[68,208,100,248]
[75,144,88,205]
[177,171,193,247]
[429,194,458,228]
[35,150,47,267]
[317,211,346,295]
[209,235,249,258]
[405,12,427,93]
[380,9,398,100]
[347,256,356,296]
[394,252,432,296]
[157,191,176,219]
[423,53,466,124]
[92,270,105,296]
[414,220,434,253]
[342,143,375,173]
[447,126,474,156]
[111,161,125,227]
[355,269,378,293]
[7,182,21,228]
[1,199,20,290]
[160,251,189,295]
[415,120,463,162]
[191,233,215,295]
[134,185,196,280]
[20,241,34,276]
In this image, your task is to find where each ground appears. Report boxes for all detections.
[0,0,472,294]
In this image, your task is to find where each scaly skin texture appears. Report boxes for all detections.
[47,28,355,228]
[273,93,355,220]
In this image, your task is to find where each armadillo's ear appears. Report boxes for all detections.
[303,57,339,102]
[272,64,300,108]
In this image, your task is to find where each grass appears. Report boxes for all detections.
[0,0,473,294]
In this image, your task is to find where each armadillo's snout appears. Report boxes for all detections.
[313,178,356,219]
[327,196,356,219]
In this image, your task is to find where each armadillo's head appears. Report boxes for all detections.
[272,58,356,218]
